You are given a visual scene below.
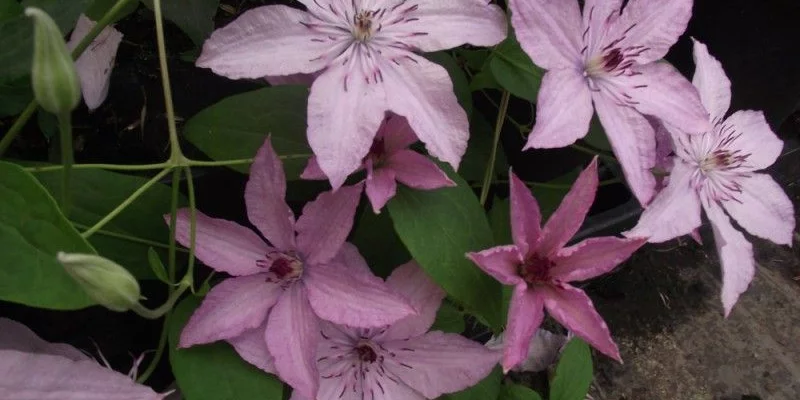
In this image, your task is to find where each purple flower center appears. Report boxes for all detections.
[256,252,303,283]
[519,255,554,284]
[356,342,378,363]
[363,137,387,168]
[353,10,376,41]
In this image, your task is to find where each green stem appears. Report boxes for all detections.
[152,0,181,159]
[58,112,73,216]
[166,168,181,284]
[25,162,169,173]
[0,101,37,156]
[0,0,137,157]
[80,168,172,238]
[184,166,197,282]
[135,318,168,384]
[71,221,187,252]
[570,143,619,165]
[479,90,511,206]
[131,280,189,320]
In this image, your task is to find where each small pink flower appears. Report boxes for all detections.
[509,0,712,205]
[290,262,501,400]
[167,137,415,398]
[467,158,646,372]
[626,39,795,316]
[195,0,507,188]
[302,114,455,213]
[0,318,167,399]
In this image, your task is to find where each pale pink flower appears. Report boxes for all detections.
[66,14,123,111]
[467,158,646,372]
[0,318,166,400]
[302,113,455,213]
[485,328,568,373]
[626,39,795,316]
[195,0,507,188]
[168,137,415,399]
[509,0,711,205]
[290,262,501,400]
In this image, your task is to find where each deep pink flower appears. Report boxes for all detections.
[0,318,167,399]
[289,262,501,400]
[168,138,415,399]
[626,39,795,316]
[195,0,507,188]
[467,158,646,372]
[66,14,123,111]
[509,0,711,205]
[302,113,455,213]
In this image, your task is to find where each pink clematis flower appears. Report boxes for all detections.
[66,14,123,111]
[0,317,167,399]
[290,261,501,400]
[302,113,455,213]
[509,0,711,205]
[195,0,507,188]
[625,39,795,316]
[467,158,646,372]
[168,138,415,399]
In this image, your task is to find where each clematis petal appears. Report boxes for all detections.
[723,110,784,170]
[509,171,542,257]
[466,245,524,286]
[0,350,165,400]
[540,284,620,361]
[227,323,276,374]
[307,62,387,188]
[622,62,711,135]
[382,55,469,171]
[508,0,583,70]
[265,73,316,87]
[196,5,337,79]
[304,256,416,328]
[624,161,702,242]
[386,150,455,190]
[721,174,795,246]
[300,156,327,180]
[537,158,598,256]
[525,69,594,149]
[245,137,296,251]
[379,261,446,341]
[381,114,419,153]
[703,200,755,317]
[296,183,363,265]
[593,92,657,205]
[613,0,693,64]
[67,15,122,111]
[0,318,87,361]
[365,167,397,214]
[382,331,501,399]
[502,285,545,373]
[550,236,646,282]
[691,38,731,123]
[382,1,507,52]
[168,209,270,276]
[265,284,320,399]
[179,275,281,347]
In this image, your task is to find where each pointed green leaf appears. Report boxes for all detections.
[499,384,543,400]
[387,168,503,330]
[183,85,312,178]
[440,366,502,400]
[141,0,219,46]
[430,300,465,334]
[168,296,284,400]
[0,161,94,309]
[490,33,544,103]
[550,338,594,400]
[147,247,169,283]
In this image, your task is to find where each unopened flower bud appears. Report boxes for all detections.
[25,7,81,115]
[58,252,141,312]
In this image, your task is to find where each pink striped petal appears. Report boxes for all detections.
[227,323,275,374]
[386,150,455,190]
[296,183,363,265]
[508,0,583,70]
[525,69,593,149]
[365,167,397,214]
[550,237,646,282]
[721,174,795,246]
[723,110,783,170]
[381,114,419,154]
[245,137,296,251]
[466,245,524,286]
[691,38,731,123]
[67,15,122,111]
[509,171,542,257]
[502,285,545,373]
[378,262,446,341]
[613,0,693,64]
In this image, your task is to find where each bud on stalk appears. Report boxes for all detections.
[58,252,141,312]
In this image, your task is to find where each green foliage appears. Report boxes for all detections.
[351,208,410,278]
[183,85,311,178]
[499,384,543,400]
[141,0,219,46]
[489,32,545,103]
[550,338,594,400]
[168,296,285,400]
[388,167,503,331]
[430,300,466,334]
[0,161,95,309]
[34,168,186,279]
[439,367,503,400]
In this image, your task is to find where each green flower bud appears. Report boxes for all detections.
[58,252,141,312]
[25,7,81,115]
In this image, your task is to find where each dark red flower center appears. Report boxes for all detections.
[256,252,303,283]
[519,255,554,284]
[356,343,378,363]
